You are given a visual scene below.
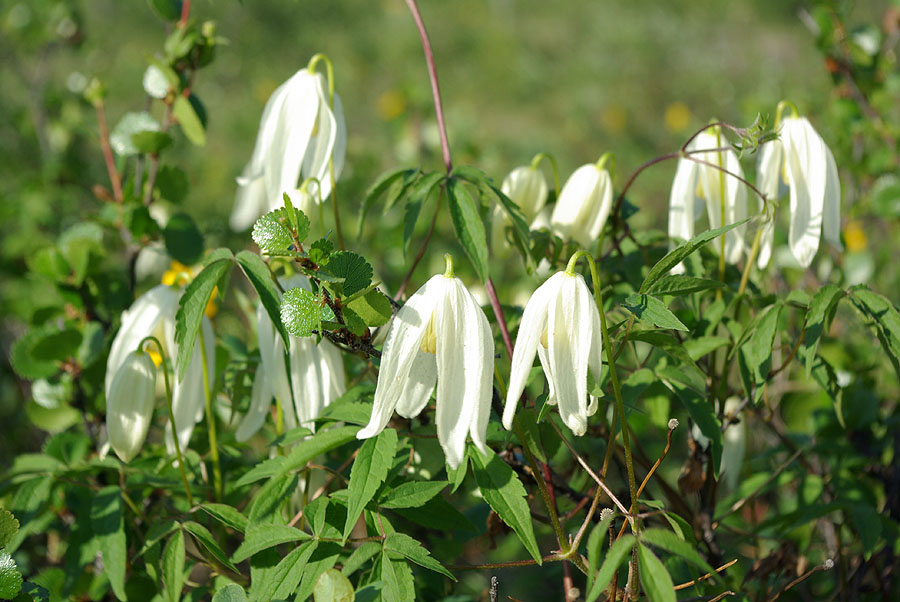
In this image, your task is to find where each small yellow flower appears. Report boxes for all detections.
[844,220,867,253]
[664,102,691,133]
[377,89,406,121]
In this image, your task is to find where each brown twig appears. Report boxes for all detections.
[767,559,834,602]
[95,101,123,203]
[673,558,739,591]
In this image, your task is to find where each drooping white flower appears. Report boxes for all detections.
[230,63,347,231]
[551,162,613,249]
[358,256,494,469]
[106,350,157,462]
[668,129,748,271]
[756,114,841,268]
[236,275,346,441]
[503,270,602,436]
[491,165,550,256]
[105,284,214,454]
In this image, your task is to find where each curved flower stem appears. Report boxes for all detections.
[199,332,222,501]
[530,152,560,197]
[139,336,193,506]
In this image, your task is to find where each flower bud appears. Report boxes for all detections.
[551,164,613,249]
[106,351,157,462]
[502,166,549,223]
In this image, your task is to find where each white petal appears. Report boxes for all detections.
[164,316,213,454]
[230,168,268,231]
[235,360,272,442]
[503,273,562,429]
[756,140,783,269]
[107,351,157,462]
[551,164,603,248]
[583,169,614,248]
[358,275,441,439]
[394,348,437,419]
[502,166,549,222]
[300,74,339,199]
[547,274,590,436]
[667,156,698,274]
[723,148,748,264]
[784,118,825,267]
[822,143,842,250]
[257,303,294,424]
[268,70,319,210]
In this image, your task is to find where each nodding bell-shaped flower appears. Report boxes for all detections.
[551,157,613,249]
[668,129,748,272]
[236,275,346,441]
[756,107,841,268]
[105,284,214,455]
[230,56,347,231]
[491,164,549,256]
[358,255,494,469]
[106,351,157,462]
[503,268,602,436]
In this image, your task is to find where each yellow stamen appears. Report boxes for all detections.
[420,317,437,354]
[540,325,549,349]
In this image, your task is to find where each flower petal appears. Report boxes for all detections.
[784,118,825,267]
[756,140,784,269]
[164,316,214,454]
[551,164,602,248]
[547,274,590,436]
[300,74,340,199]
[394,348,437,419]
[667,153,699,274]
[235,360,272,442]
[268,70,318,209]
[822,143,842,250]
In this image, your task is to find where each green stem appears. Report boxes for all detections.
[199,332,222,501]
[530,152,560,197]
[739,223,764,296]
[139,336,193,506]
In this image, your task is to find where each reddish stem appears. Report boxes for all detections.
[95,103,123,203]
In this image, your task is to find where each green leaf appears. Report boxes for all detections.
[586,510,616,588]
[585,534,635,602]
[174,257,232,379]
[164,212,204,265]
[341,542,381,578]
[637,543,676,602]
[252,209,296,253]
[251,540,317,602]
[470,448,542,564]
[10,328,60,380]
[640,218,751,293]
[402,172,445,253]
[640,528,716,576]
[90,486,127,601]
[235,250,289,347]
[148,0,182,21]
[295,543,342,601]
[156,165,189,204]
[447,177,489,282]
[647,275,724,297]
[281,287,323,338]
[383,532,456,580]
[237,425,360,486]
[247,473,298,524]
[232,524,311,563]
[683,336,730,361]
[125,204,160,238]
[395,496,476,532]
[211,584,247,602]
[800,285,844,375]
[182,521,239,573]
[199,503,248,533]
[110,111,159,156]
[308,238,334,265]
[623,294,689,331]
[378,481,448,509]
[346,289,393,328]
[325,252,373,297]
[132,130,173,154]
[173,95,206,146]
[0,552,22,600]
[848,285,900,381]
[744,302,783,386]
[628,331,706,394]
[0,510,19,548]
[162,529,185,602]
[357,168,417,238]
[379,553,415,602]
[343,429,398,541]
[313,568,354,602]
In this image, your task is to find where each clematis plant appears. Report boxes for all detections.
[755,101,841,268]
[105,350,157,462]
[550,154,614,249]
[357,255,494,469]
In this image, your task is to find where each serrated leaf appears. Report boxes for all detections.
[90,486,126,601]
[623,294,688,331]
[183,521,239,573]
[637,543,676,602]
[640,218,751,292]
[586,510,616,589]
[251,540,317,602]
[308,238,334,265]
[346,289,393,328]
[252,210,295,253]
[211,584,248,602]
[247,473,298,524]
[447,178,489,282]
[173,95,206,146]
[628,331,706,394]
[232,524,311,563]
[744,302,783,385]
[800,285,844,375]
[313,568,354,602]
[343,429,398,540]
[378,481,448,509]
[325,252,373,297]
[341,542,382,577]
[640,528,716,576]
[357,168,417,238]
[0,510,19,548]
[164,212,204,265]
[295,542,342,601]
[175,258,232,379]
[199,503,248,533]
[235,250,289,347]
[384,532,456,580]
[281,287,323,338]
[586,534,635,602]
[0,552,22,600]
[848,285,900,381]
[162,529,185,602]
[647,274,724,296]
[379,553,415,602]
[237,425,360,486]
[470,448,541,563]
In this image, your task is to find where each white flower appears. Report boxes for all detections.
[358,256,494,469]
[668,130,748,271]
[756,115,841,268]
[105,284,214,454]
[491,165,549,256]
[106,351,157,462]
[236,275,346,441]
[503,270,602,436]
[230,65,347,231]
[551,163,613,249]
